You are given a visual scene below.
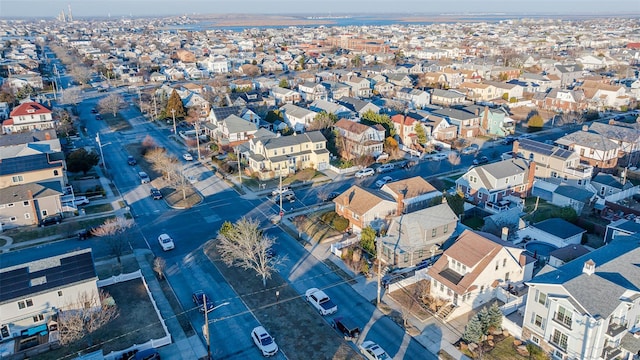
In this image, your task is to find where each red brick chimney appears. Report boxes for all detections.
[396,191,405,215]
[512,140,519,157]
[525,160,536,196]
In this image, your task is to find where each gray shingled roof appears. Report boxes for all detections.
[262,131,326,150]
[280,104,316,119]
[0,181,63,205]
[222,115,257,133]
[432,108,478,121]
[557,130,619,151]
[475,158,530,181]
[592,174,625,189]
[589,122,640,143]
[528,238,640,318]
[532,218,585,239]
[554,185,595,202]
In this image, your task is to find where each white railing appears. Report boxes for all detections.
[330,237,360,257]
[98,270,172,360]
[328,164,361,175]
[564,165,593,178]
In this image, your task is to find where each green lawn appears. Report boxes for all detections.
[462,216,485,230]
[83,203,114,214]
[522,197,577,223]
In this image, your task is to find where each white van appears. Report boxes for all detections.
[139,171,150,184]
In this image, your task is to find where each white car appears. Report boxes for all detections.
[271,186,291,197]
[251,326,278,357]
[183,153,194,161]
[431,153,448,161]
[158,233,175,251]
[375,176,393,188]
[355,168,375,178]
[74,196,90,205]
[359,340,391,360]
[305,288,337,315]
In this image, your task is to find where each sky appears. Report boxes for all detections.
[1,0,639,18]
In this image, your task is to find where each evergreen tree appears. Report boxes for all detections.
[361,110,396,137]
[278,78,289,88]
[462,315,484,344]
[477,307,491,334]
[165,89,186,119]
[487,302,503,330]
[360,226,376,256]
[414,122,427,145]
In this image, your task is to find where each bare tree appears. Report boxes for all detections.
[98,93,124,116]
[153,257,166,280]
[447,151,461,171]
[58,290,119,346]
[69,65,92,86]
[217,217,285,287]
[61,86,82,106]
[91,218,134,265]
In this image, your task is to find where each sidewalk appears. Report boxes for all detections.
[133,249,208,360]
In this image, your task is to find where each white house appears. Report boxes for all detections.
[517,218,587,249]
[2,102,54,134]
[522,238,640,360]
[427,230,532,319]
[280,104,317,133]
[0,248,99,347]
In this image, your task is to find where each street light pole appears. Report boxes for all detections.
[171,109,177,135]
[377,236,382,306]
[203,299,229,360]
[95,132,108,176]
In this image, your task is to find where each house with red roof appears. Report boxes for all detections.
[3,102,54,134]
[391,114,422,146]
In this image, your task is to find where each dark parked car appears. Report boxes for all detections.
[77,228,95,240]
[127,156,137,166]
[40,214,62,227]
[192,290,215,313]
[332,317,360,340]
[324,192,340,202]
[150,188,163,200]
[96,114,103,120]
[473,156,489,165]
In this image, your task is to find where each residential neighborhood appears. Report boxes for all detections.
[0,8,639,360]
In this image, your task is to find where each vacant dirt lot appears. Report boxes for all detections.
[204,241,360,359]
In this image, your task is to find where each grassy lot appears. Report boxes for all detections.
[522,197,576,223]
[102,112,132,132]
[33,278,165,360]
[203,241,359,359]
[83,203,114,215]
[292,211,343,243]
[95,256,140,279]
[4,215,115,243]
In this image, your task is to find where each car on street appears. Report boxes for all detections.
[324,192,340,202]
[332,317,360,340]
[305,288,337,315]
[158,233,175,251]
[91,108,98,114]
[126,349,160,360]
[95,114,103,120]
[182,153,193,161]
[375,152,389,162]
[461,145,479,155]
[251,326,278,357]
[501,136,516,145]
[275,191,295,203]
[40,214,62,227]
[375,176,394,188]
[77,228,94,240]
[355,168,375,178]
[192,290,215,313]
[473,156,490,165]
[127,156,137,166]
[359,340,391,360]
[74,196,90,205]
[150,188,163,200]
[139,171,150,184]
[431,153,448,161]
[376,163,394,173]
[271,186,291,197]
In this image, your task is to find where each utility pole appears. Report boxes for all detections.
[279,167,283,217]
[377,237,382,306]
[96,132,107,176]
[171,108,177,135]
[203,293,211,360]
[137,86,142,111]
[236,148,242,185]
[195,120,202,161]
[153,94,158,122]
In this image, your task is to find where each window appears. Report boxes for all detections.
[444,224,449,233]
[24,213,30,219]
[536,290,547,306]
[533,314,545,329]
[18,301,25,309]
[42,210,48,217]
[404,253,409,262]
[11,175,23,183]
[1,325,9,338]
[556,305,573,328]
[58,291,63,297]
[7,203,14,207]
[32,314,44,323]
[53,170,59,176]
[503,259,507,267]
[531,335,540,344]
[23,201,29,206]
[551,329,568,350]
[9,217,16,222]
[26,299,33,307]
[480,285,484,293]
[432,228,437,237]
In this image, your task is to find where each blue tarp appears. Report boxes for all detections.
[25,324,47,336]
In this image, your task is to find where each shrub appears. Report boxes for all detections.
[528,114,544,128]
[320,211,337,224]
[332,216,350,232]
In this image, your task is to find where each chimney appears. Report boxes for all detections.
[501,227,509,241]
[44,132,51,140]
[396,189,406,215]
[512,140,519,157]
[474,108,479,116]
[582,125,589,132]
[582,259,595,275]
[525,160,536,196]
[609,119,616,125]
